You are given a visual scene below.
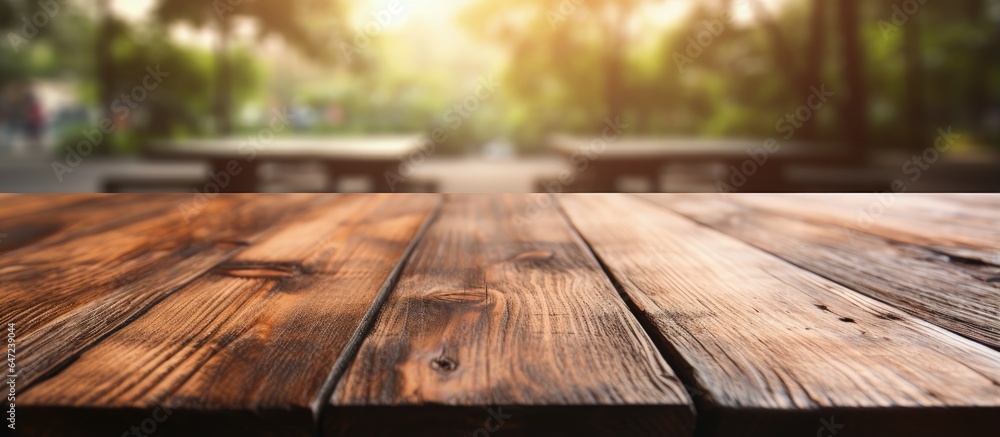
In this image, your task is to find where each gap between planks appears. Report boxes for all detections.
[324,194,694,436]
[8,195,329,391]
[307,195,445,427]
[557,194,1000,437]
[17,194,442,436]
[551,195,712,423]
[637,194,1000,351]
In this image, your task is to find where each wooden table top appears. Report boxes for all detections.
[146,135,424,161]
[2,194,998,436]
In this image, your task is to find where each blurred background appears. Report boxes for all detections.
[0,0,997,193]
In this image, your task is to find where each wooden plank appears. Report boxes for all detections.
[730,194,1000,265]
[0,193,103,218]
[1,194,319,337]
[559,194,1000,437]
[919,193,1000,210]
[643,194,1000,350]
[0,194,187,256]
[19,194,441,436]
[326,194,694,436]
[3,194,323,387]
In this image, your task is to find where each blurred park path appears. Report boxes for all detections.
[0,155,569,193]
[2,151,995,194]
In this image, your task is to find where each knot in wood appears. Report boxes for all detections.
[214,262,303,278]
[430,357,458,372]
[513,250,555,263]
[428,288,488,303]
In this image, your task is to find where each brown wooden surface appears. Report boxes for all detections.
[0,193,102,218]
[17,194,441,436]
[327,194,694,436]
[0,195,209,256]
[559,194,1000,437]
[644,194,1000,350]
[4,195,325,386]
[4,193,999,436]
[728,194,1000,264]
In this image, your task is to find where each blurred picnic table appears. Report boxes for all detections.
[549,135,850,192]
[144,135,424,192]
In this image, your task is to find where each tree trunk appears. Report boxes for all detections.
[799,0,826,140]
[603,3,630,123]
[965,0,987,132]
[96,0,115,127]
[748,0,799,86]
[903,2,925,149]
[835,0,868,161]
[215,20,233,136]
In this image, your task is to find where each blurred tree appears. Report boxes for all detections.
[0,0,29,86]
[747,0,798,84]
[468,0,1000,153]
[461,0,648,128]
[799,0,826,140]
[903,0,925,149]
[836,0,870,159]
[964,0,993,136]
[600,0,638,120]
[153,0,338,135]
[96,0,116,123]
[1,0,49,86]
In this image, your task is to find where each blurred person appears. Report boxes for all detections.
[24,90,45,153]
[326,105,344,125]
[0,85,17,153]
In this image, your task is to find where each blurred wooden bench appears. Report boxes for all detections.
[548,135,851,192]
[102,175,206,193]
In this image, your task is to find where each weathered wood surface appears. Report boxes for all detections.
[3,193,999,436]
[327,194,694,436]
[559,194,1000,437]
[18,194,441,436]
[643,194,1000,350]
[3,195,323,388]
[728,194,1000,264]
[0,193,102,218]
[0,194,187,256]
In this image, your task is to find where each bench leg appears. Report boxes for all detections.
[210,159,259,193]
[370,165,394,192]
[736,163,785,193]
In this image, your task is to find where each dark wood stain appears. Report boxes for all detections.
[16,195,440,436]
[561,194,1000,437]
[5,193,1000,436]
[646,194,1000,350]
[326,194,693,436]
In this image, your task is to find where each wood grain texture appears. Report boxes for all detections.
[0,194,185,256]
[559,194,1000,437]
[730,194,1000,265]
[643,194,1000,350]
[4,194,322,388]
[327,194,694,436]
[0,193,102,218]
[19,194,441,436]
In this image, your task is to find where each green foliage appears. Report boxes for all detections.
[5,0,997,156]
[455,0,998,151]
